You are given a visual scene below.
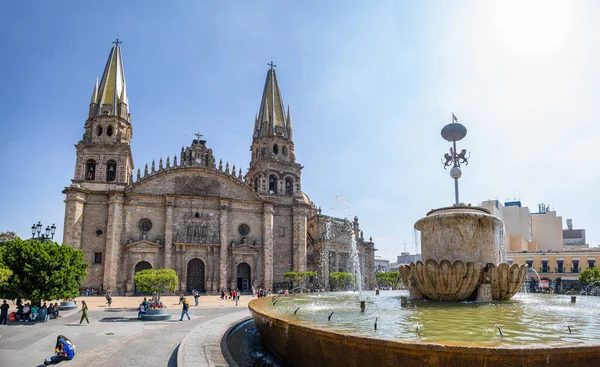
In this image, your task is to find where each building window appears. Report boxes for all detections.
[95,229,103,236]
[557,262,564,273]
[273,144,279,154]
[106,160,117,182]
[572,261,579,273]
[107,125,113,136]
[97,125,103,136]
[285,177,294,196]
[238,224,250,236]
[269,175,278,194]
[139,219,153,232]
[94,252,102,264]
[282,146,288,156]
[589,261,595,269]
[279,227,286,237]
[85,159,96,180]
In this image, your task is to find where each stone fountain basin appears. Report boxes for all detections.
[249,296,600,367]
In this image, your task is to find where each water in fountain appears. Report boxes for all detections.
[349,225,363,301]
[262,291,600,347]
[329,195,363,300]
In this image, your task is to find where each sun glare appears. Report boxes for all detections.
[494,0,571,56]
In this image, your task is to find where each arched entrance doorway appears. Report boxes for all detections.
[187,258,205,293]
[134,261,152,293]
[236,263,251,292]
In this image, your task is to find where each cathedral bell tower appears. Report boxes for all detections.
[246,63,302,197]
[73,39,134,186]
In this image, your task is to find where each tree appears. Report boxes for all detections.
[0,231,19,246]
[579,267,600,286]
[0,239,87,302]
[329,272,354,291]
[0,265,12,287]
[134,268,178,304]
[375,271,403,290]
[284,271,317,292]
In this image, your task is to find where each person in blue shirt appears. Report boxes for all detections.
[44,336,75,365]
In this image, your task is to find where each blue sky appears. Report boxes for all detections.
[1,1,599,260]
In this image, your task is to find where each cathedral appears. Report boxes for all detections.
[62,41,376,295]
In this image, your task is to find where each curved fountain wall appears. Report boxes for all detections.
[249,296,600,367]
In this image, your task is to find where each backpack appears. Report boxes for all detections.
[183,300,189,307]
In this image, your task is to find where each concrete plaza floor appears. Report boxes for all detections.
[0,295,251,366]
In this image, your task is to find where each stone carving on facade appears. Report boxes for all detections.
[174,176,220,196]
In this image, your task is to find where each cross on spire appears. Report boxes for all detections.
[113,38,122,47]
[268,58,276,70]
[194,132,203,140]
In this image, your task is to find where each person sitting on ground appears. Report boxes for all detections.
[47,303,54,319]
[52,303,60,318]
[15,303,24,321]
[44,335,75,365]
[138,303,147,319]
[22,303,31,322]
[31,303,40,321]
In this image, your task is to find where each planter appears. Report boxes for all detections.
[141,307,172,321]
[58,301,78,311]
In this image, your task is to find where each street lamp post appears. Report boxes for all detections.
[31,221,56,242]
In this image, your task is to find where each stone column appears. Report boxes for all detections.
[219,200,230,291]
[292,206,308,271]
[209,247,215,292]
[163,196,175,269]
[63,190,87,249]
[103,193,124,293]
[262,203,274,290]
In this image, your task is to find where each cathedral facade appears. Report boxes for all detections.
[63,42,375,294]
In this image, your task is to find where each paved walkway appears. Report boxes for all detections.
[0,296,251,367]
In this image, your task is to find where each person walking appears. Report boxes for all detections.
[179,298,191,321]
[78,300,89,325]
[193,290,199,306]
[105,293,112,307]
[0,300,9,325]
[178,292,185,305]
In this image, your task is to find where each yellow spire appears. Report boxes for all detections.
[255,63,290,140]
[94,39,128,116]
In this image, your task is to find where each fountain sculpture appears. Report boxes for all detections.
[400,116,527,302]
[245,115,600,367]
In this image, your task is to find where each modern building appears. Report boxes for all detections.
[374,257,390,273]
[480,199,596,293]
[563,219,586,247]
[531,204,563,251]
[397,252,421,265]
[508,250,599,292]
[62,42,376,294]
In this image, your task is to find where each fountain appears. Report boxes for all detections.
[241,115,600,366]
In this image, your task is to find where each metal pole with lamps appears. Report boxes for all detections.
[31,222,56,242]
